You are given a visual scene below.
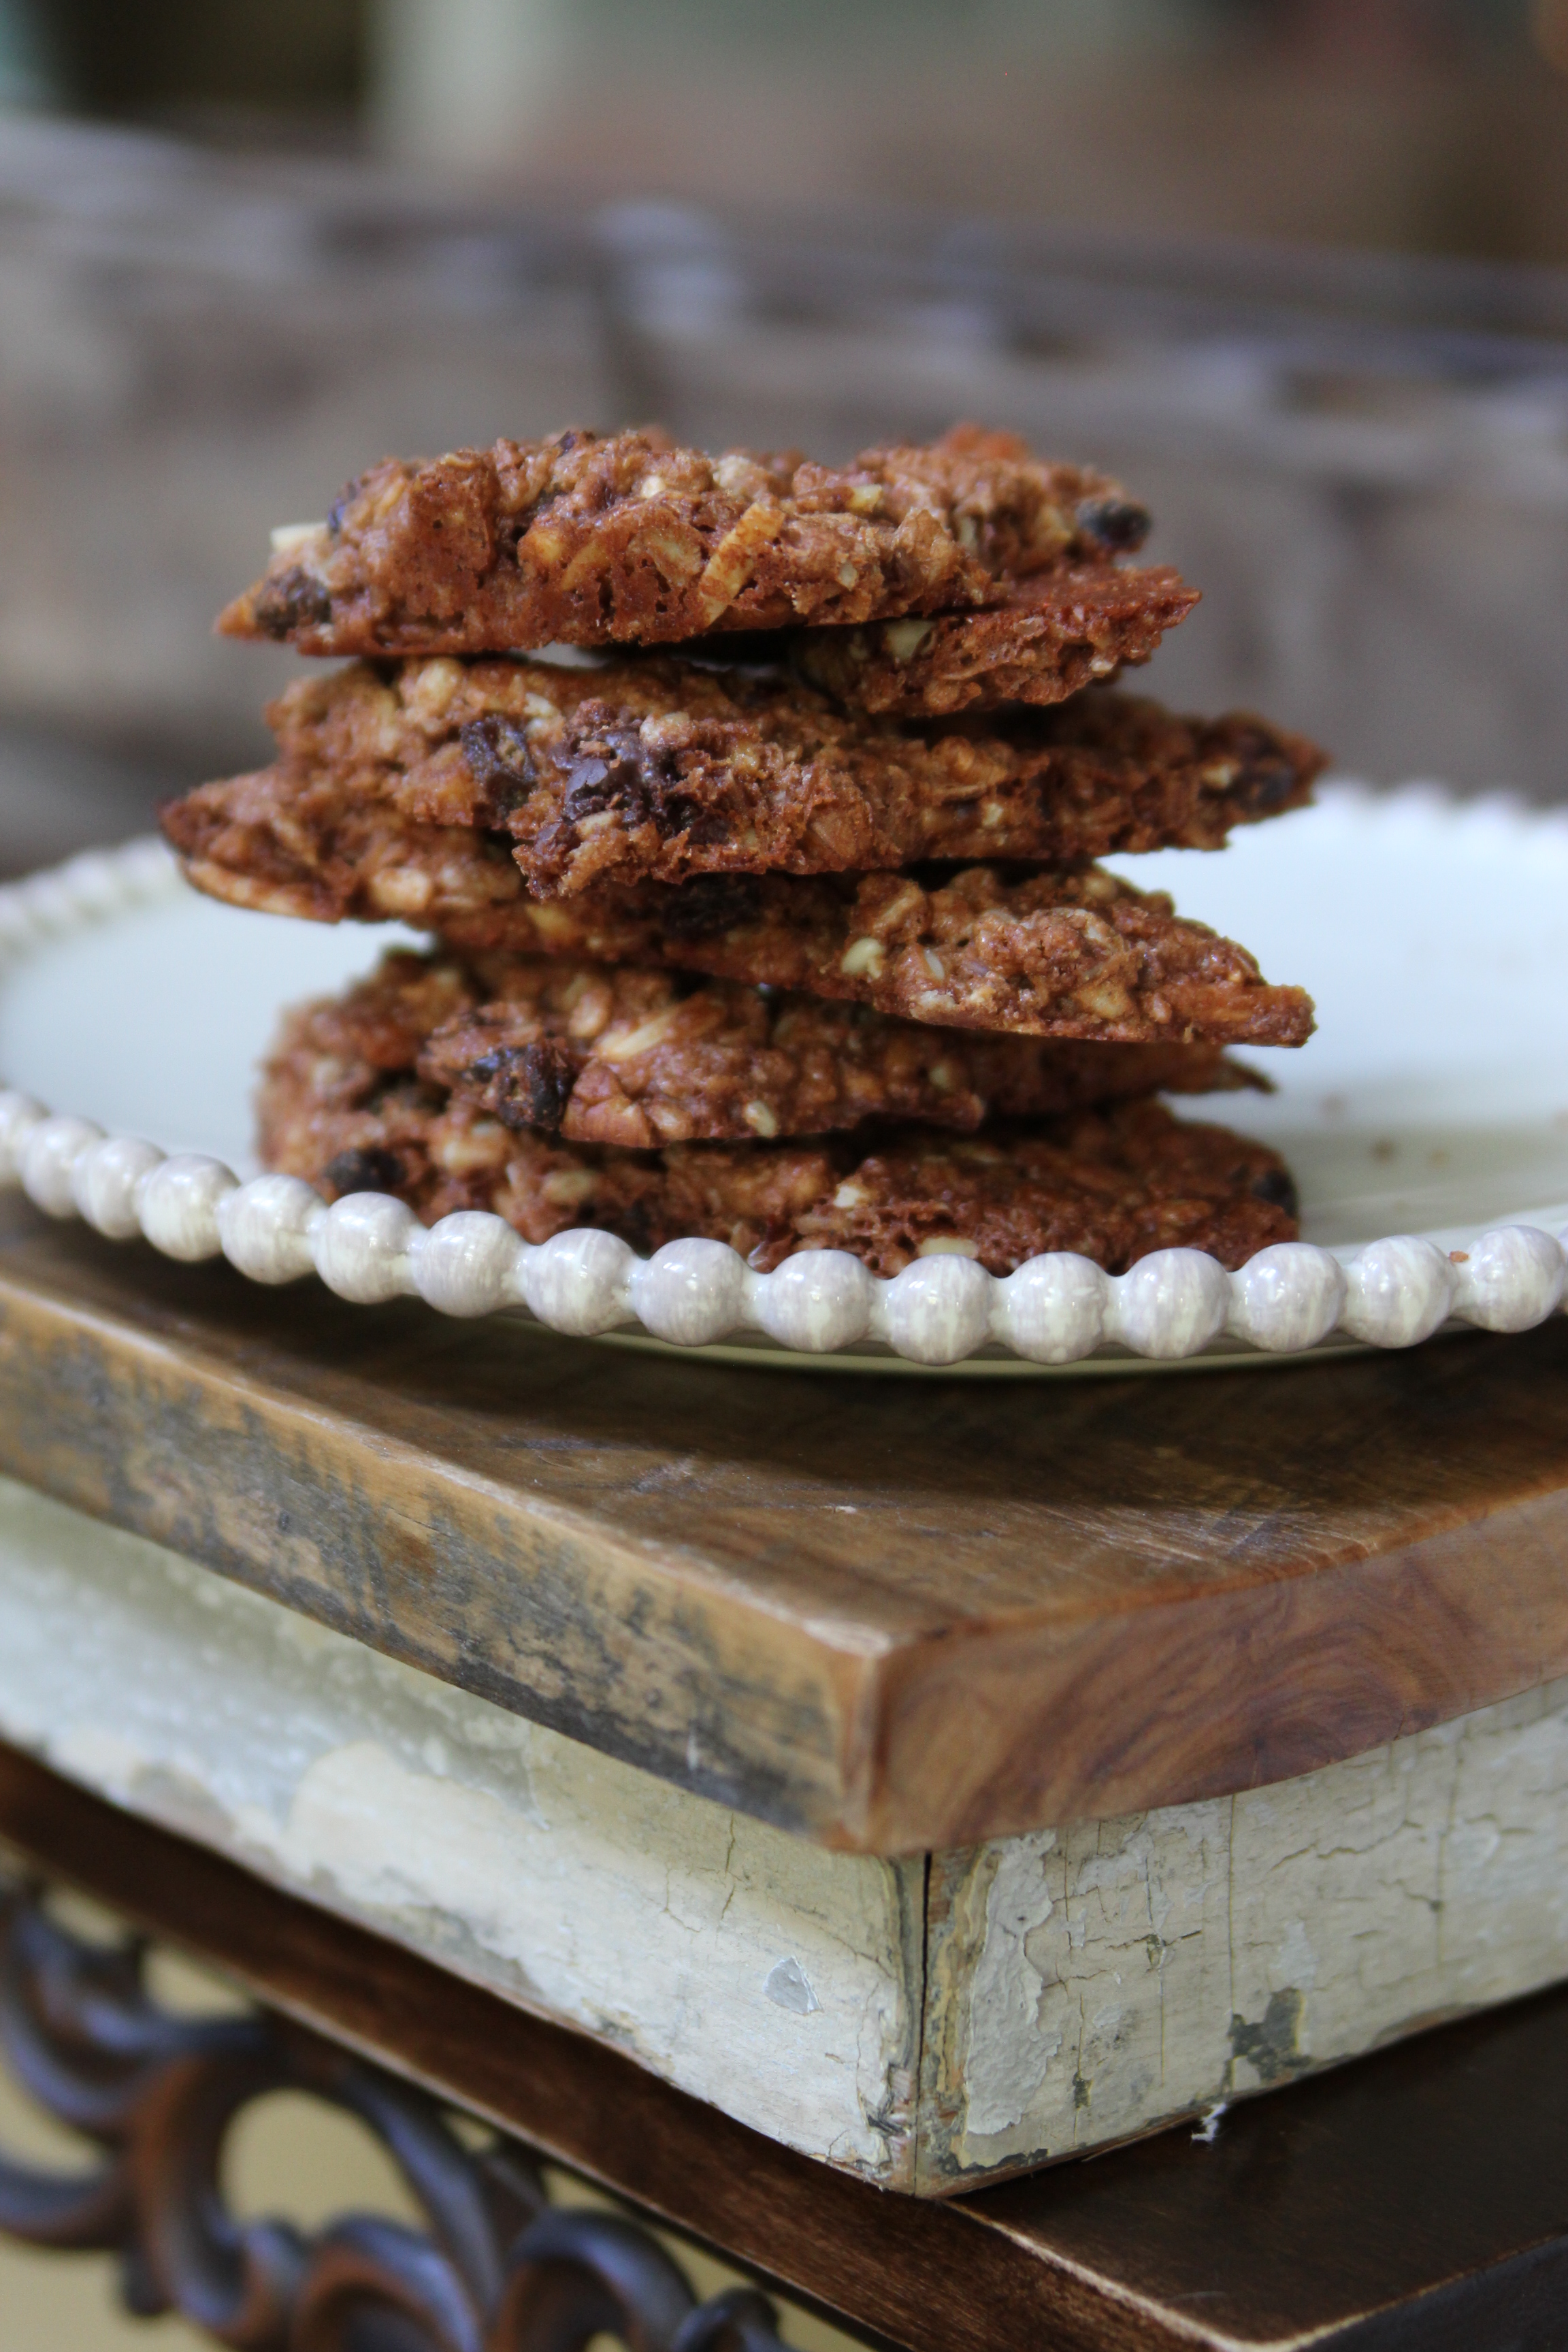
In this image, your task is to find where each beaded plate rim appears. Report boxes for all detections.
[0,833,1565,1376]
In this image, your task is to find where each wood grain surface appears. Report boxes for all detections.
[1,1739,1566,2352]
[3,1196,1568,1851]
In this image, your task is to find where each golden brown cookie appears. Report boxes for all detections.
[171,656,1321,898]
[161,771,1311,1051]
[789,564,1199,717]
[218,423,1164,658]
[259,982,1298,1276]
[290,945,1261,1151]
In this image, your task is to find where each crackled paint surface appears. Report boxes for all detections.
[0,1476,922,2185]
[5,1469,1568,2193]
[923,1680,1568,2184]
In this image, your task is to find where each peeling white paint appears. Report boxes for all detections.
[7,1472,1568,2196]
[1273,1918,1318,1993]
[927,1693,1568,2183]
[957,1834,1061,2138]
[764,1957,819,2014]
[0,1475,920,2185]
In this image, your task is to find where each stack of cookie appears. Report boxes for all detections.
[162,424,1320,1279]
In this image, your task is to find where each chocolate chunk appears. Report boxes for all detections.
[463,1039,576,1134]
[1250,1164,1300,1216]
[657,875,764,943]
[323,1146,402,1196]
[1226,724,1305,817]
[326,480,363,536]
[561,751,623,819]
[461,715,537,818]
[252,566,333,640]
[1075,497,1151,553]
[561,721,709,841]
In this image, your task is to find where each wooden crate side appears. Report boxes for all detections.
[917,1680,1568,2187]
[0,1473,924,2187]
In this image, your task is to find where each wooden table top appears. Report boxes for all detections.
[2,1738,1563,2352]
[4,1192,1568,1852]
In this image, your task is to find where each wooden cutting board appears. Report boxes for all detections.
[3,1192,1567,1856]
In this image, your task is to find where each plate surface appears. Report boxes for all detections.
[2,787,1567,1374]
[1101,789,1568,1251]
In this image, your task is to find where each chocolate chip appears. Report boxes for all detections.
[252,566,333,638]
[676,805,734,846]
[1236,753,1298,815]
[1220,723,1301,816]
[1075,497,1151,553]
[1250,1166,1299,1216]
[612,1200,656,1252]
[326,479,363,535]
[323,1147,402,1197]
[464,1039,576,1134]
[657,875,762,942]
[461,715,537,818]
[562,753,621,819]
[560,723,715,841]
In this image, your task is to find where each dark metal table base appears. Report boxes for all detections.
[0,1877,794,2352]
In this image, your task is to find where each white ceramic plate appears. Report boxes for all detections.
[1,790,1567,1374]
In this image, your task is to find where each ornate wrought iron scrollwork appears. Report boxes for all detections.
[0,1878,795,2352]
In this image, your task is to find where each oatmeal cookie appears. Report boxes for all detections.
[161,775,1311,1049]
[303,945,1260,1151]
[789,565,1200,717]
[259,988,1298,1275]
[218,423,1169,658]
[182,657,1321,898]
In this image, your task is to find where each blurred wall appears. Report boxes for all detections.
[10,0,365,131]
[369,0,1568,265]
[3,114,1568,848]
[0,1921,858,2352]
[4,4,1568,875]
[12,0,1568,264]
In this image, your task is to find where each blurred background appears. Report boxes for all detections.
[1,1,1568,877]
[2,7,1568,2342]
[0,1901,861,2352]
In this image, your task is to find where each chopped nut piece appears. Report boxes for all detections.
[270,521,326,556]
[883,619,935,663]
